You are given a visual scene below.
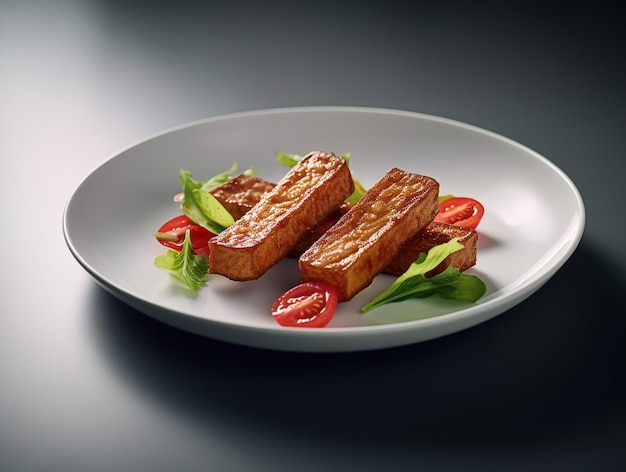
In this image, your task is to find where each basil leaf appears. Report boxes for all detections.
[434,269,487,302]
[200,161,239,191]
[361,238,486,312]
[154,230,208,293]
[275,150,302,167]
[179,169,235,234]
[195,161,256,192]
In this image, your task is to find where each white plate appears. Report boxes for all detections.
[63,107,585,352]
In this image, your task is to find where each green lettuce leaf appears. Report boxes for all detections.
[361,238,487,313]
[275,150,302,167]
[154,230,209,292]
[179,169,235,234]
[196,161,256,192]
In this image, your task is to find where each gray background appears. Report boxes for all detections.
[1,1,624,471]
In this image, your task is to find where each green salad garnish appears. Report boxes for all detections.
[155,164,255,291]
[179,169,235,235]
[154,230,208,293]
[361,238,487,313]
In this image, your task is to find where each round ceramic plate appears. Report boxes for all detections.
[63,107,584,352]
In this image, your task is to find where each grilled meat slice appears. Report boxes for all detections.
[298,168,439,301]
[209,174,349,256]
[208,151,354,281]
[210,174,276,220]
[210,174,477,275]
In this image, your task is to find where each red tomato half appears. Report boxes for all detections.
[433,197,485,229]
[154,214,215,259]
[271,282,339,328]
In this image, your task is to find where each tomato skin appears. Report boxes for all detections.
[154,214,215,259]
[271,282,339,328]
[433,197,485,229]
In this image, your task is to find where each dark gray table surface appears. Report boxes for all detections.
[2,1,624,471]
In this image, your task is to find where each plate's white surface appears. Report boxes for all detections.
[63,107,584,352]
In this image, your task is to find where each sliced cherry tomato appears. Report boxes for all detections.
[271,282,339,328]
[153,214,215,259]
[433,197,485,229]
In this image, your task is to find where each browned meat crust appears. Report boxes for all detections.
[210,174,477,277]
[210,174,276,220]
[289,202,352,257]
[208,151,354,281]
[298,168,439,301]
